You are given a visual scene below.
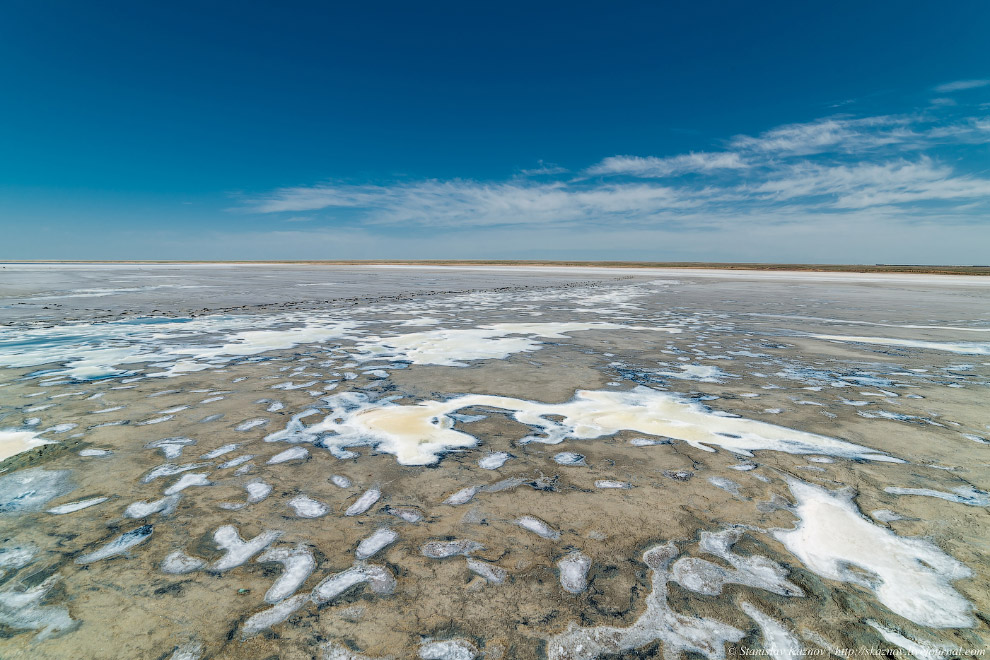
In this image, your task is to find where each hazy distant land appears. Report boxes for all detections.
[4,260,990,276]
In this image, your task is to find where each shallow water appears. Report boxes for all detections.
[0,264,988,659]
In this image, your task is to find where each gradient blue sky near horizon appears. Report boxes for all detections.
[1,1,989,263]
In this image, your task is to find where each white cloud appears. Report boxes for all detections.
[585,152,747,177]
[251,179,702,228]
[728,116,916,155]
[749,158,990,209]
[519,162,569,176]
[934,79,990,93]
[245,102,990,246]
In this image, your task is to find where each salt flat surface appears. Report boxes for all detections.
[0,264,987,658]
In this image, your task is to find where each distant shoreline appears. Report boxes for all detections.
[2,260,989,276]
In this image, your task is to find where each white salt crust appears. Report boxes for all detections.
[739,602,802,660]
[558,552,591,594]
[345,488,381,516]
[125,494,182,518]
[161,550,205,574]
[210,525,281,571]
[288,495,329,518]
[516,516,560,540]
[257,545,316,603]
[418,638,479,660]
[0,575,76,639]
[809,334,990,355]
[355,528,398,559]
[466,557,506,584]
[774,479,973,628]
[671,528,802,598]
[354,322,679,367]
[546,543,744,659]
[46,496,109,514]
[76,525,153,564]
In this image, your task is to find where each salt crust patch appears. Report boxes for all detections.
[516,516,559,539]
[466,557,506,584]
[246,481,272,503]
[355,528,398,559]
[279,386,897,466]
[477,451,511,470]
[385,506,422,523]
[657,364,733,383]
[422,540,483,559]
[211,525,281,571]
[884,485,989,507]
[235,418,268,431]
[0,469,74,514]
[345,488,381,516]
[164,473,211,495]
[594,480,631,489]
[0,544,37,574]
[161,550,205,574]
[553,452,585,466]
[257,545,316,603]
[809,334,990,355]
[167,641,204,660]
[558,552,591,594]
[546,543,744,659]
[76,525,153,563]
[78,448,112,456]
[739,602,802,660]
[125,494,182,518]
[444,486,480,506]
[267,446,309,464]
[241,562,395,636]
[219,455,254,469]
[311,563,395,603]
[0,575,76,639]
[288,495,329,518]
[774,479,973,628]
[353,322,680,366]
[867,621,961,659]
[0,317,676,382]
[0,316,360,380]
[671,528,802,597]
[323,641,384,659]
[146,437,195,459]
[46,496,109,514]
[418,639,479,659]
[141,462,209,483]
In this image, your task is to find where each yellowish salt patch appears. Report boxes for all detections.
[309,386,898,466]
[0,430,55,462]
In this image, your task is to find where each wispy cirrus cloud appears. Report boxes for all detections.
[749,158,990,209]
[252,180,698,227]
[934,79,990,93]
[726,115,918,155]
[519,161,569,176]
[584,152,748,178]
[245,92,990,237]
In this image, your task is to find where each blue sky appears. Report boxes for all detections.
[1,1,988,263]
